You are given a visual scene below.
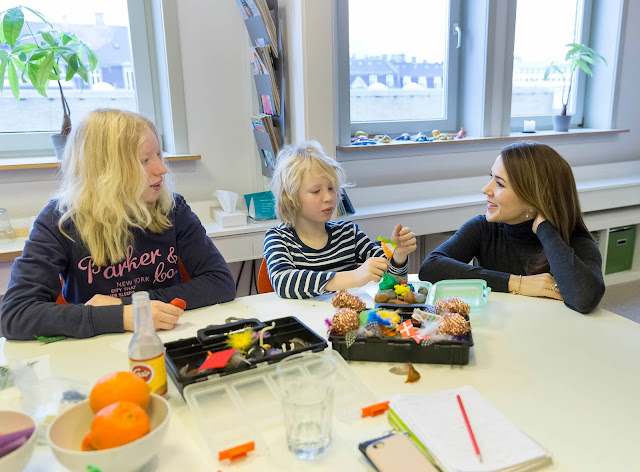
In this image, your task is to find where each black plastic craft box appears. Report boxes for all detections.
[164,316,328,396]
[329,304,473,366]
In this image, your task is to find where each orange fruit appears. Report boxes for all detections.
[89,401,151,450]
[81,432,95,451]
[89,371,150,414]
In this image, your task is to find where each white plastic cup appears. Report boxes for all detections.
[276,353,336,460]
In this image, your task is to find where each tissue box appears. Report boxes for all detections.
[212,209,247,227]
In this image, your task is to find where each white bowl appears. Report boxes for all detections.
[47,393,171,472]
[0,410,37,472]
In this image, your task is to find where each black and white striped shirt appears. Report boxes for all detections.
[264,220,408,299]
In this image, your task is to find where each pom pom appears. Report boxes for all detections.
[437,313,471,336]
[332,289,366,312]
[226,329,254,353]
[435,297,471,316]
[330,308,360,336]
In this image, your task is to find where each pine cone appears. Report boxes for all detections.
[437,313,471,336]
[435,297,471,316]
[332,289,366,312]
[330,308,360,336]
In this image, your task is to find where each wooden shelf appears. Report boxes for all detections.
[0,153,201,171]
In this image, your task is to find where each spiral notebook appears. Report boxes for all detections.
[388,386,552,472]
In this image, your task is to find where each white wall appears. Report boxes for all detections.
[1,0,639,216]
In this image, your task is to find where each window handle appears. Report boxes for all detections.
[453,23,462,48]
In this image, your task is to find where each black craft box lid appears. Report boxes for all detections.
[164,316,328,397]
[329,304,473,366]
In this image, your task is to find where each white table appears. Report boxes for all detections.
[3,285,640,471]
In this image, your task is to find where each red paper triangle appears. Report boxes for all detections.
[198,348,237,370]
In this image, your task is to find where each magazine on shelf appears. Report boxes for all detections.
[336,191,355,217]
[251,113,281,177]
[251,46,280,116]
[235,0,278,57]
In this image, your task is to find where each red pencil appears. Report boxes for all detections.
[457,394,483,463]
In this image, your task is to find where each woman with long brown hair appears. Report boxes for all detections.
[419,141,604,313]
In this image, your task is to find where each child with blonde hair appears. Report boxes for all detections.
[2,109,235,340]
[264,140,417,299]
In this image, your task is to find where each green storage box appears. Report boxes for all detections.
[605,226,636,274]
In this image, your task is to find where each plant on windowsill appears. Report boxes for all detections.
[0,5,99,159]
[543,43,606,132]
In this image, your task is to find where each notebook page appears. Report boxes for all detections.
[390,386,550,472]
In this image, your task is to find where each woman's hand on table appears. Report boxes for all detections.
[520,273,563,300]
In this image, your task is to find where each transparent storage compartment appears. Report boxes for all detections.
[183,349,377,467]
[427,279,491,310]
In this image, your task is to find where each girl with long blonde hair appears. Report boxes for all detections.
[419,141,604,313]
[2,109,235,340]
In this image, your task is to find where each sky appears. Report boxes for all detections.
[349,0,581,64]
[0,0,129,26]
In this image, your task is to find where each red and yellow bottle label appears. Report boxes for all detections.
[130,352,168,396]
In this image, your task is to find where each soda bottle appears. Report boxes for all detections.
[128,291,168,396]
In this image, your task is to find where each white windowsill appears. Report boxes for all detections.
[0,153,201,171]
[336,128,630,161]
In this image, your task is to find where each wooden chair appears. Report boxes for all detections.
[257,258,274,294]
[55,259,191,305]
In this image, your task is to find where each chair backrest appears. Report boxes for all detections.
[257,258,274,294]
[56,278,68,305]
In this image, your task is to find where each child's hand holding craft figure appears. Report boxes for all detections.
[390,224,417,264]
[353,257,390,285]
[326,257,390,292]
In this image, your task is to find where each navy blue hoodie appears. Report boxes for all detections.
[1,194,236,339]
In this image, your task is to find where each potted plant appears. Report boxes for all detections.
[0,6,99,158]
[544,43,606,132]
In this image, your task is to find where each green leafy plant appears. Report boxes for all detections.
[0,5,99,135]
[543,43,606,117]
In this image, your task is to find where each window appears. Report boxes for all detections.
[337,0,460,141]
[0,0,165,156]
[385,74,394,87]
[510,0,591,130]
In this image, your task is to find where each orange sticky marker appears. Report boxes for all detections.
[170,298,186,309]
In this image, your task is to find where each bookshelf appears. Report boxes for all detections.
[236,0,285,177]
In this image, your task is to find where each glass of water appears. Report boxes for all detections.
[0,208,15,244]
[276,352,336,460]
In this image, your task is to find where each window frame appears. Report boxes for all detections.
[0,0,187,159]
[335,0,461,146]
[508,0,594,131]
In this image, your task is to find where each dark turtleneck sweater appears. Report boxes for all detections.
[419,215,605,314]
